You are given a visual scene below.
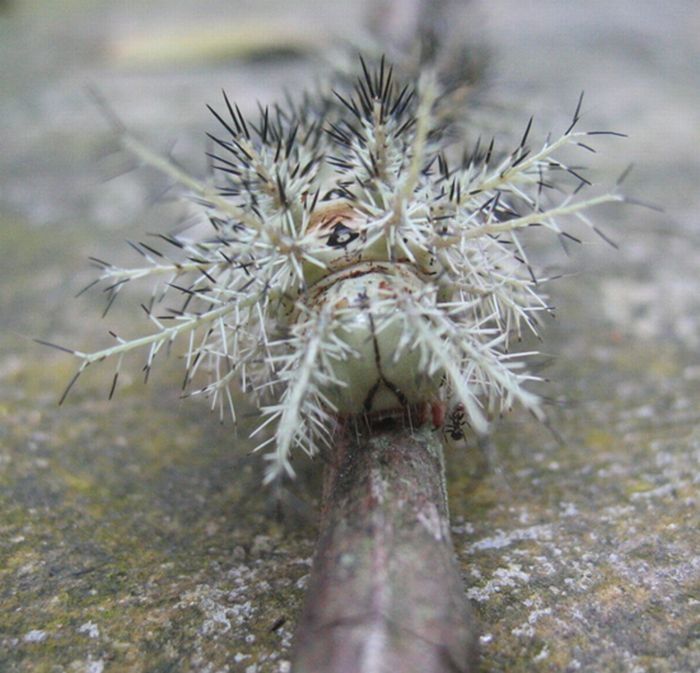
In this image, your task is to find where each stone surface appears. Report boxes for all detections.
[1,1,698,672]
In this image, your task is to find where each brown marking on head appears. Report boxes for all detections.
[309,202,360,233]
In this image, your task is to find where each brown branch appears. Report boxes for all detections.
[291,418,479,673]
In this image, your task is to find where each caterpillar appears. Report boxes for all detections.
[44,57,626,482]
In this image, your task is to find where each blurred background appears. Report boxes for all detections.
[1,1,698,672]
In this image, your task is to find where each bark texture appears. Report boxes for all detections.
[291,420,479,673]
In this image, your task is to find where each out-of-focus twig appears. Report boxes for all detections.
[366,0,489,127]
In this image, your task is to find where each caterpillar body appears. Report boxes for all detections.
[52,58,624,481]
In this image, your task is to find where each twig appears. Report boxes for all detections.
[291,418,478,673]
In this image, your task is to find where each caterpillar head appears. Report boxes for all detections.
[56,58,624,481]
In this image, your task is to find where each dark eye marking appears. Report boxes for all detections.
[327,222,359,249]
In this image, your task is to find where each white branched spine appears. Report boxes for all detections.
[50,58,625,481]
